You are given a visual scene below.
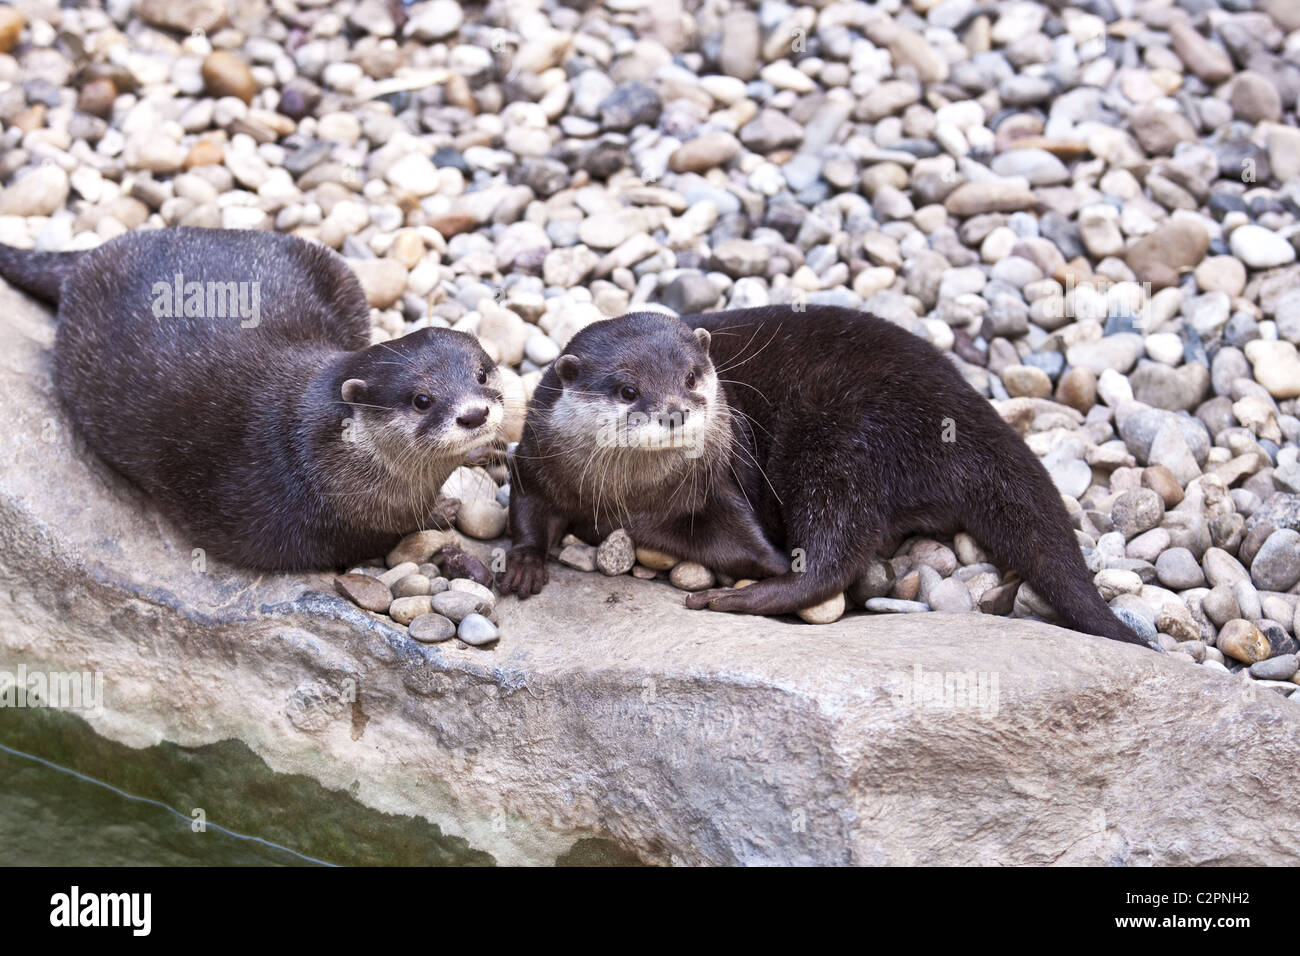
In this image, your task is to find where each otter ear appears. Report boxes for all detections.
[553,354,581,385]
[341,378,367,404]
[693,327,711,351]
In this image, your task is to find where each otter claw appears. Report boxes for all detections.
[501,549,548,599]
[684,588,735,611]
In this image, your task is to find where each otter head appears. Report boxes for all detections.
[548,312,721,462]
[339,328,505,473]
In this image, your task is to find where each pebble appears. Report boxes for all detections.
[1217,618,1271,665]
[201,52,256,104]
[457,613,500,646]
[596,530,636,576]
[408,612,457,643]
[1250,529,1300,592]
[797,592,846,625]
[669,562,715,592]
[334,573,393,614]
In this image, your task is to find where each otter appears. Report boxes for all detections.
[0,227,504,571]
[501,305,1153,649]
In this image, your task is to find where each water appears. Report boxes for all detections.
[0,706,640,866]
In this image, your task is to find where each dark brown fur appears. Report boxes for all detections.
[0,228,504,571]
[502,305,1153,648]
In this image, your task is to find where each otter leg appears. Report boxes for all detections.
[500,490,567,598]
[685,493,879,614]
[650,497,789,580]
[684,568,853,614]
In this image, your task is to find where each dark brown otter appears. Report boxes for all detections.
[0,227,504,570]
[501,305,1152,649]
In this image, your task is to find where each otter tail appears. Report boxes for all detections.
[0,244,83,305]
[966,465,1154,649]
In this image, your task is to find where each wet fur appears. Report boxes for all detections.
[504,305,1151,648]
[0,227,503,570]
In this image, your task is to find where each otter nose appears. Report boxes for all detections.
[457,406,490,429]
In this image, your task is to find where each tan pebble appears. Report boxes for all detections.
[669,561,715,591]
[635,547,679,571]
[389,595,434,626]
[798,592,846,624]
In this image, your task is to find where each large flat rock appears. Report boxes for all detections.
[1,279,1298,865]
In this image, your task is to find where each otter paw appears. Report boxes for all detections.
[500,548,548,598]
[684,587,741,611]
[428,496,461,529]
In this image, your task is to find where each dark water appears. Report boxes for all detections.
[0,706,638,866]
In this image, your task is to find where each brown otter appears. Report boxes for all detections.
[501,305,1153,649]
[0,227,504,571]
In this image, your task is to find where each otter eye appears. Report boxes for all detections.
[412,393,433,411]
[685,371,697,389]
[476,367,488,385]
[619,385,639,402]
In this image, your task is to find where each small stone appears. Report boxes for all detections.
[408,612,457,643]
[202,51,256,104]
[1245,340,1300,401]
[597,529,636,576]
[1111,488,1165,539]
[864,597,930,614]
[928,578,974,613]
[348,258,407,308]
[1250,528,1300,592]
[1056,367,1097,414]
[558,543,598,572]
[1250,653,1299,681]
[978,581,1019,616]
[385,153,441,197]
[456,499,508,540]
[1155,548,1204,590]
[1124,221,1208,289]
[1194,256,1246,297]
[1169,22,1234,86]
[1230,72,1283,124]
[0,6,23,53]
[431,589,493,622]
[598,82,661,131]
[660,273,718,314]
[334,573,393,613]
[1141,465,1184,508]
[1095,568,1143,600]
[392,573,432,598]
[457,613,499,646]
[797,592,846,624]
[635,547,679,571]
[389,595,434,626]
[944,181,1037,216]
[0,165,69,217]
[1230,225,1296,270]
[669,132,741,173]
[1204,547,1250,588]
[1217,618,1271,664]
[669,561,715,591]
[1002,364,1052,399]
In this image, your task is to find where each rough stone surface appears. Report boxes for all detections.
[2,288,1298,866]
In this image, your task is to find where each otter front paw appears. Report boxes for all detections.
[684,587,742,611]
[500,547,548,598]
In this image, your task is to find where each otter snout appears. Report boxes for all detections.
[656,406,689,430]
[457,405,490,429]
